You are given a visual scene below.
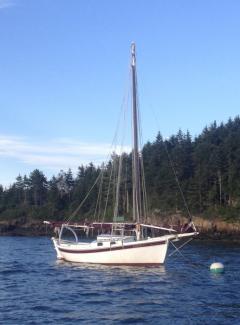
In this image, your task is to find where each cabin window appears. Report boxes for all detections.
[97,242,103,246]
[110,241,116,245]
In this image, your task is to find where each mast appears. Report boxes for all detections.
[131,43,142,223]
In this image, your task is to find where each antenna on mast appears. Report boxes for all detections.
[131,42,136,66]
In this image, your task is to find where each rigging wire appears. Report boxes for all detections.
[67,172,102,223]
[113,85,129,222]
[67,65,131,223]
[102,163,113,222]
[150,106,193,221]
[94,170,103,222]
[135,67,149,223]
[169,239,207,273]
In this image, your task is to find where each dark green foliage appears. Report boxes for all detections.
[29,169,48,206]
[1,116,240,222]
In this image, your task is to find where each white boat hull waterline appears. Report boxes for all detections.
[52,232,196,265]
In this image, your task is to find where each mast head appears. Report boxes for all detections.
[131,42,136,66]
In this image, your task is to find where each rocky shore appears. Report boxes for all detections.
[0,215,240,241]
[0,219,50,236]
[192,216,240,241]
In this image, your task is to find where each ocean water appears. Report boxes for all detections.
[0,237,239,324]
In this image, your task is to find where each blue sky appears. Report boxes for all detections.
[1,0,240,186]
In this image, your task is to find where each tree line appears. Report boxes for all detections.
[1,116,240,223]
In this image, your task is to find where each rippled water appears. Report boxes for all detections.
[0,237,239,324]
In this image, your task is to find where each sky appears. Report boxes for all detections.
[1,0,240,187]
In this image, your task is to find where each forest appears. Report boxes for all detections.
[1,116,240,224]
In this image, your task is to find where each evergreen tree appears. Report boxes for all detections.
[1,116,240,222]
[15,174,24,204]
[29,169,48,206]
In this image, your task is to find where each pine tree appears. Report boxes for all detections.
[29,169,48,206]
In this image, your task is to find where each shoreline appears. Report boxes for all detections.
[0,217,239,242]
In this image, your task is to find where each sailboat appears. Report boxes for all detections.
[48,43,198,265]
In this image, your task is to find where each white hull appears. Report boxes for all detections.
[52,235,175,265]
